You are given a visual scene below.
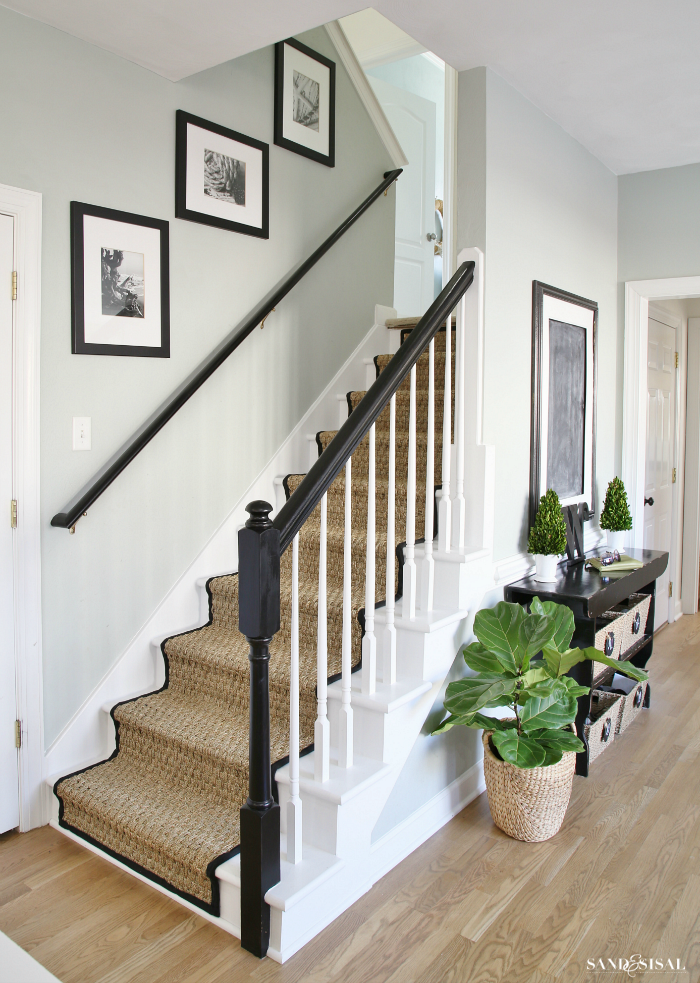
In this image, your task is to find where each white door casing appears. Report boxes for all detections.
[645,316,676,627]
[369,77,436,317]
[0,183,43,830]
[0,211,19,833]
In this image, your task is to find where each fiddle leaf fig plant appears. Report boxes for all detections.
[433,598,648,769]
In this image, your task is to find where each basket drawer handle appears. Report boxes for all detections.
[604,632,615,656]
[601,718,612,742]
[634,686,644,708]
[632,611,641,635]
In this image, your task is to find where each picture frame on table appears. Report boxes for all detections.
[175,109,269,238]
[70,201,170,358]
[529,281,598,529]
[274,37,336,167]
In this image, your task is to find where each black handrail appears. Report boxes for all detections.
[51,169,403,530]
[273,260,476,552]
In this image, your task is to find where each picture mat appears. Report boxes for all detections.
[547,320,586,500]
[83,215,162,347]
[185,122,263,229]
[538,294,594,508]
[281,42,330,155]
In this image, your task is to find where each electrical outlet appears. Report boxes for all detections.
[72,417,91,451]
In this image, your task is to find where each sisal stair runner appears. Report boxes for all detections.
[55,326,455,914]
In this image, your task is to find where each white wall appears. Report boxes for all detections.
[619,163,700,283]
[458,68,619,561]
[0,8,395,747]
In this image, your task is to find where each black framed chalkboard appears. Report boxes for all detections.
[530,281,598,529]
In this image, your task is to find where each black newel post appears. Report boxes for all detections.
[238,501,281,958]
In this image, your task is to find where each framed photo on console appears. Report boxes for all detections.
[175,110,269,238]
[529,281,598,528]
[71,201,170,357]
[274,38,335,167]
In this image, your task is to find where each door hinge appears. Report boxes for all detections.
[11,271,17,301]
[14,720,21,749]
[669,581,673,597]
[10,499,17,528]
[675,351,679,369]
[672,467,677,483]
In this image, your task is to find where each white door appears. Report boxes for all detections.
[369,77,436,317]
[645,316,676,630]
[0,212,18,833]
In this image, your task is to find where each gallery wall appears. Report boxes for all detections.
[457,67,619,562]
[0,7,395,747]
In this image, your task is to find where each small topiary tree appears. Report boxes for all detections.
[528,489,567,556]
[599,477,633,531]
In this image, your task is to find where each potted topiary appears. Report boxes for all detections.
[599,477,632,553]
[433,598,647,841]
[528,488,567,582]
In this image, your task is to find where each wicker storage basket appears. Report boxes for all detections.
[482,731,576,842]
[584,691,623,761]
[612,593,652,657]
[593,612,624,681]
[617,679,648,734]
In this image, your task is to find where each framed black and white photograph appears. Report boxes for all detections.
[274,38,335,167]
[175,110,269,238]
[529,281,598,526]
[71,201,170,357]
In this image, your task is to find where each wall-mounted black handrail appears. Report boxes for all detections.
[272,260,476,552]
[51,168,403,531]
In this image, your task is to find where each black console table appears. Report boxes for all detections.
[505,547,669,777]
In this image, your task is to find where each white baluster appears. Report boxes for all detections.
[453,298,466,548]
[384,395,397,683]
[287,533,302,863]
[362,424,377,695]
[339,458,354,767]
[403,365,417,619]
[421,338,435,610]
[315,493,330,783]
[438,319,452,552]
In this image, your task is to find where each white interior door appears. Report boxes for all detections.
[645,316,676,630]
[369,77,436,317]
[0,211,18,833]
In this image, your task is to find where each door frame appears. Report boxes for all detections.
[0,182,43,830]
[623,276,700,625]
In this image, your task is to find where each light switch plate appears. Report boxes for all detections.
[72,417,91,450]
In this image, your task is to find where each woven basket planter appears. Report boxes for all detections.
[482,731,576,842]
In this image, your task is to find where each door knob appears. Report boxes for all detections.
[644,496,654,506]
[426,232,437,241]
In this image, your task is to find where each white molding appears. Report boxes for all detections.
[682,317,700,615]
[648,303,681,330]
[624,276,700,620]
[324,22,408,169]
[0,183,44,831]
[442,65,458,284]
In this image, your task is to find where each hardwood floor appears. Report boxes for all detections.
[2,613,700,982]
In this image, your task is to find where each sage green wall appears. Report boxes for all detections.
[0,7,395,747]
[457,68,619,561]
[619,163,700,282]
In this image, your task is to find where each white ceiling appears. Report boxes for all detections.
[3,0,700,174]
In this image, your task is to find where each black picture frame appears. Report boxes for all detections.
[274,38,336,168]
[71,201,170,358]
[175,110,269,238]
[530,280,598,528]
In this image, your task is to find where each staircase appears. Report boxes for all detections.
[47,250,493,963]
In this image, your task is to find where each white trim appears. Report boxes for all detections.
[0,182,43,830]
[442,65,458,284]
[324,22,408,169]
[682,318,700,615]
[624,276,700,621]
[648,303,681,330]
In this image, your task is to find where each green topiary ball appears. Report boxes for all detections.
[528,488,567,556]
[599,476,633,531]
